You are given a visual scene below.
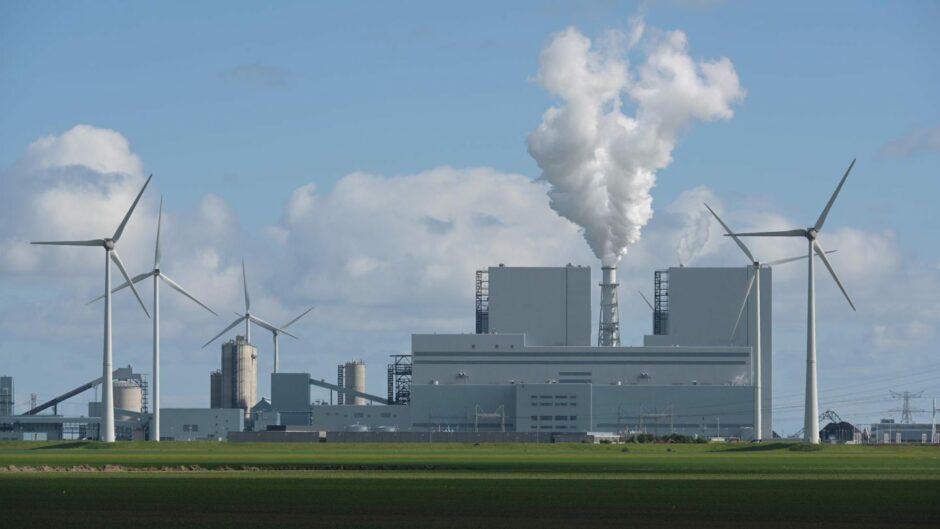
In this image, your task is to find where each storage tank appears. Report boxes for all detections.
[344,360,366,406]
[113,380,143,413]
[221,335,257,420]
[210,370,222,409]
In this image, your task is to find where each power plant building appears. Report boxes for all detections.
[263,264,772,440]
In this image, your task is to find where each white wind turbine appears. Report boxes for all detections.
[32,174,153,443]
[203,261,298,371]
[705,203,836,443]
[90,196,217,441]
[270,307,315,373]
[725,159,857,444]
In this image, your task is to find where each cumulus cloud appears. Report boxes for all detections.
[19,124,144,176]
[269,166,592,331]
[883,126,940,157]
[528,22,745,266]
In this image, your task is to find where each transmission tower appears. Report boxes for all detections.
[889,390,925,424]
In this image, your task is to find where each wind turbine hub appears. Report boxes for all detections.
[104,239,115,250]
[806,228,818,240]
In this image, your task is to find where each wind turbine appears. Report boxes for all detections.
[637,291,654,311]
[705,203,836,443]
[203,261,296,361]
[725,159,857,444]
[32,174,153,442]
[270,307,315,373]
[90,196,216,441]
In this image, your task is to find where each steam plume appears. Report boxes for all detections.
[527,21,744,265]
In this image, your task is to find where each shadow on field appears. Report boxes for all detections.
[718,442,794,452]
[32,442,90,450]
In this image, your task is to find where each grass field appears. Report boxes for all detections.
[2,441,939,528]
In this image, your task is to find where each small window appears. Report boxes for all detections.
[555,416,567,421]
[531,416,538,421]
[570,416,577,421]
[354,413,364,418]
[540,416,552,421]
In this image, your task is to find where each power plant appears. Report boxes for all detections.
[3,158,931,445]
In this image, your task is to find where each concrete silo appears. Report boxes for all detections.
[113,379,143,413]
[344,361,366,406]
[221,335,257,420]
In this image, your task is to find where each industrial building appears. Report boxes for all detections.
[2,263,829,443]
[252,264,772,440]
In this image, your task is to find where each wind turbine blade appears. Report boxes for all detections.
[730,272,757,341]
[113,174,153,242]
[248,315,298,339]
[31,239,104,247]
[763,250,837,267]
[725,229,806,238]
[704,203,755,263]
[637,291,654,311]
[282,306,315,330]
[203,316,247,348]
[110,251,150,318]
[154,195,163,269]
[814,159,855,232]
[242,259,251,312]
[160,273,217,315]
[814,241,856,311]
[87,271,153,305]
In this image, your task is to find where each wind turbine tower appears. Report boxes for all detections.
[91,196,217,441]
[32,175,153,442]
[727,160,857,444]
[705,204,835,442]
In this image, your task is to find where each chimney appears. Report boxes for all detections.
[598,266,620,346]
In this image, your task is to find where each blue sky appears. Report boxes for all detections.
[1,1,938,433]
[3,1,937,238]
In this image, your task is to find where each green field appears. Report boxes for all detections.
[2,441,939,528]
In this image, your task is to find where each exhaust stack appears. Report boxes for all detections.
[598,266,620,346]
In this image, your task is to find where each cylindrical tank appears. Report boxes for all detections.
[221,336,257,420]
[210,370,222,409]
[113,380,143,413]
[344,360,366,406]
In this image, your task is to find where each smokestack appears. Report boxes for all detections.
[598,266,620,347]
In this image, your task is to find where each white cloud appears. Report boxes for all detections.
[883,126,940,157]
[21,124,143,176]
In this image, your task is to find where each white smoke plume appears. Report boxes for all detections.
[670,186,720,266]
[527,20,745,266]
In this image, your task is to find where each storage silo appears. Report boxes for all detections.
[210,370,222,409]
[221,335,257,420]
[344,360,366,406]
[113,380,143,413]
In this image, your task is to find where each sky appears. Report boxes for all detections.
[1,0,938,435]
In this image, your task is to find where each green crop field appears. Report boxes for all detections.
[2,441,939,528]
